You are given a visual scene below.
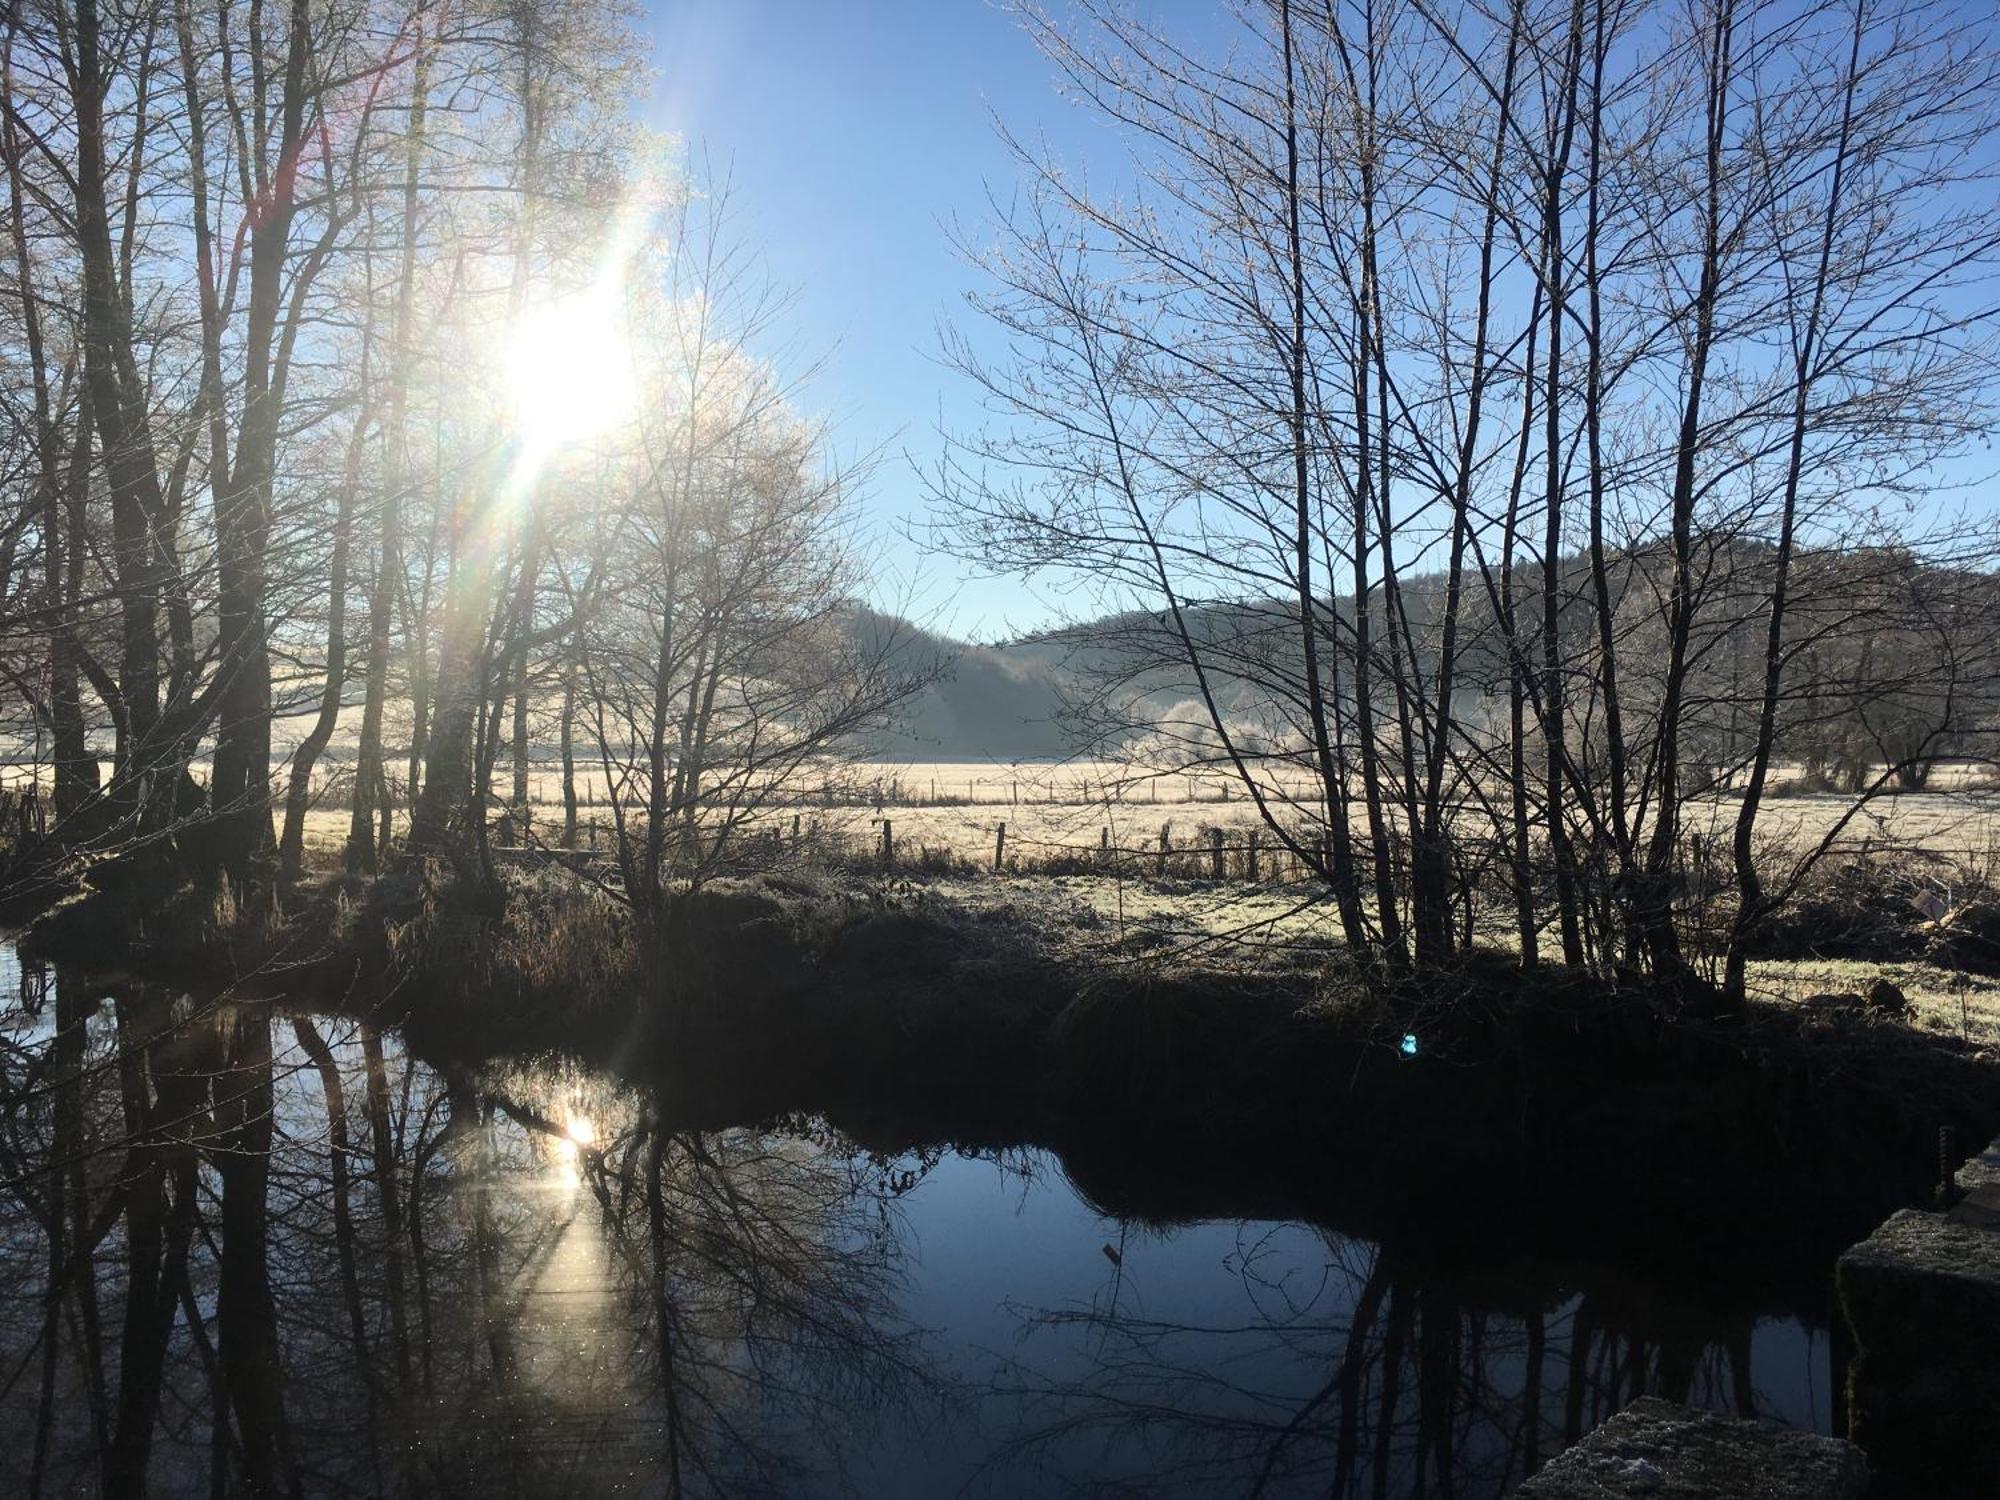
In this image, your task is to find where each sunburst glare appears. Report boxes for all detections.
[504,291,639,450]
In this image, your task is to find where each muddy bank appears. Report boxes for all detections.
[23,864,2000,1276]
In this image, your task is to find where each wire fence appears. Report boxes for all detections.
[500,802,2000,904]
[5,755,1998,896]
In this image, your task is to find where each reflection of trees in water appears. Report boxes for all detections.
[0,948,1825,1498]
[979,1225,1813,1498]
[0,958,943,1497]
[564,1113,949,1495]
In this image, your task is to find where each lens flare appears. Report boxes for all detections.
[504,294,638,449]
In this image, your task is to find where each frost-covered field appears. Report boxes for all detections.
[161,752,2000,878]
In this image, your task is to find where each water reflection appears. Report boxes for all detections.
[964,1222,1827,1497]
[0,945,1829,1497]
[0,954,941,1497]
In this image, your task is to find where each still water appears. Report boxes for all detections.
[0,940,1831,1497]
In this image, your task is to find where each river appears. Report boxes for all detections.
[0,936,1833,1496]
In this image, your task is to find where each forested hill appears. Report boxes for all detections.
[852,612,1080,759]
[861,542,2000,761]
[859,565,1518,759]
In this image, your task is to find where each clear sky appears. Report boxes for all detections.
[641,3,1999,643]
[642,2,1203,641]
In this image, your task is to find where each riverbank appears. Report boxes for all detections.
[21,862,2000,1278]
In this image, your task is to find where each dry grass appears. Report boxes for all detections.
[1742,955,2000,1049]
[20,750,1998,879]
[943,871,2000,1038]
[277,761,2000,1051]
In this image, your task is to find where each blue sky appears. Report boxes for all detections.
[639,3,2000,642]
[642,2,1209,639]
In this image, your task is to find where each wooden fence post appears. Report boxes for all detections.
[1100,826,1110,869]
[881,819,893,873]
[1158,826,1171,877]
[1210,827,1225,880]
[1248,828,1259,882]
[792,813,802,852]
[994,822,1006,874]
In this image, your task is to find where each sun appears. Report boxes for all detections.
[504,292,639,448]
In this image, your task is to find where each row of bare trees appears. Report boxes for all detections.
[938,0,2000,998]
[0,0,917,923]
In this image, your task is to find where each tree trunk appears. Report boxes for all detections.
[1539,0,1589,969]
[1640,1,1736,981]
[1415,1,1522,965]
[1279,0,1368,952]
[350,7,431,872]
[1726,6,1861,1003]
[72,0,167,804]
[559,653,580,848]
[280,369,372,879]
[209,0,315,884]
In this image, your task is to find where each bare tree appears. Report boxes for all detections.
[938,0,2000,983]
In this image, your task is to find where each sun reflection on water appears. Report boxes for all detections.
[548,1112,597,1188]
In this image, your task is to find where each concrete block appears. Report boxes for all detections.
[1518,1396,1866,1498]
[1954,1136,2000,1196]
[1838,1205,2000,1494]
